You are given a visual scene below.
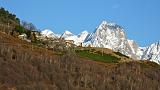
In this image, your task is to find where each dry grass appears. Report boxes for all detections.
[0,31,160,90]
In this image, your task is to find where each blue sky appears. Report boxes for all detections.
[0,0,160,46]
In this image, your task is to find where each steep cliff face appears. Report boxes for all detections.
[84,21,139,59]
[41,25,160,64]
[140,42,160,64]
[82,21,160,64]
[40,21,160,64]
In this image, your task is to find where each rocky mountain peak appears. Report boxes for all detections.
[41,29,56,38]
[40,21,160,64]
[61,30,74,38]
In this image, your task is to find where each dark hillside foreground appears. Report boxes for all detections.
[0,31,160,90]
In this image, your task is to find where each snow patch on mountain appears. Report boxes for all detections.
[140,42,160,64]
[59,30,89,46]
[41,29,60,38]
[61,30,74,38]
[77,31,89,43]
[127,40,139,55]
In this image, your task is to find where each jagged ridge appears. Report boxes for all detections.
[40,21,160,64]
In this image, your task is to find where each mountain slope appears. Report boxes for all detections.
[1,7,160,90]
[77,30,89,43]
[83,21,160,64]
[60,30,89,45]
[61,30,74,38]
[140,42,160,64]
[40,21,160,64]
[0,31,160,90]
[41,29,60,38]
[84,21,138,59]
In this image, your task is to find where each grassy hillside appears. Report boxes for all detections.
[75,49,120,63]
[75,47,131,63]
[0,31,160,90]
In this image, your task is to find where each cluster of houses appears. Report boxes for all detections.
[18,31,84,49]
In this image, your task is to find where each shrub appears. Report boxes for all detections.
[14,25,26,34]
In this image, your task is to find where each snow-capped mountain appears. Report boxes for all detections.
[41,30,89,46]
[60,30,89,45]
[84,21,138,59]
[127,40,139,55]
[77,31,89,43]
[61,30,74,38]
[41,29,60,38]
[83,21,160,64]
[140,42,160,64]
[40,21,160,64]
